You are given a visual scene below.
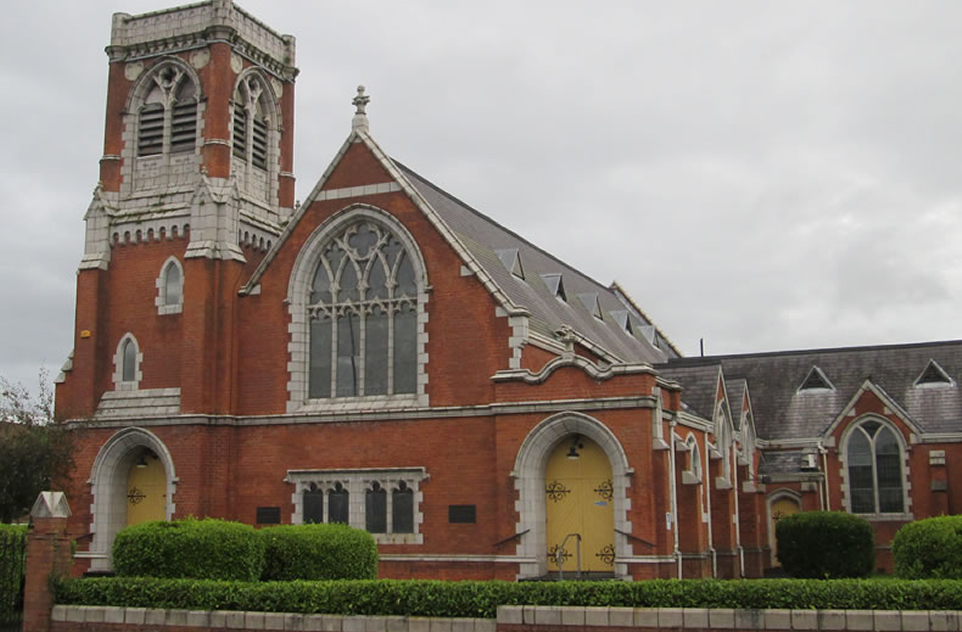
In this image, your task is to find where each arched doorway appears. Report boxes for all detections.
[768,493,801,566]
[545,435,614,573]
[88,428,177,571]
[125,449,167,526]
[512,412,632,579]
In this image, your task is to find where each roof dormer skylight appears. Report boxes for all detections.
[610,310,633,334]
[915,359,954,387]
[540,273,567,302]
[495,248,525,280]
[577,293,603,320]
[797,365,834,392]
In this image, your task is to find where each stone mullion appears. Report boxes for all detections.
[329,308,339,398]
[358,308,367,396]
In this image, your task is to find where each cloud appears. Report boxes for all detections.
[2,0,962,389]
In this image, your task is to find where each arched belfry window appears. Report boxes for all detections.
[845,419,906,514]
[233,73,273,171]
[137,64,198,157]
[308,219,420,399]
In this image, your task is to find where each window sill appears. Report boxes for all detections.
[373,533,423,545]
[853,512,914,522]
[157,304,183,315]
[297,395,421,413]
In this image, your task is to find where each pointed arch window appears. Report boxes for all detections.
[137,65,198,157]
[365,482,387,533]
[113,334,143,391]
[155,257,184,315]
[233,74,273,171]
[682,434,702,485]
[846,420,906,514]
[122,340,136,382]
[308,220,420,399]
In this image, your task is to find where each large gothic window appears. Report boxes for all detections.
[308,220,419,399]
[137,65,198,157]
[846,420,905,514]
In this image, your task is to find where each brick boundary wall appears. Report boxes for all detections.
[47,606,962,632]
[50,607,492,632]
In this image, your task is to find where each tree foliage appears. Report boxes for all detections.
[0,374,76,523]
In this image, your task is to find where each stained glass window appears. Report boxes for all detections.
[308,221,420,398]
[328,482,349,524]
[365,482,387,533]
[393,481,414,533]
[847,421,905,514]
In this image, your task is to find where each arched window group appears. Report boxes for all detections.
[299,476,418,537]
[308,220,419,399]
[137,65,198,157]
[846,420,905,514]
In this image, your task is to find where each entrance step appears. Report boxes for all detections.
[521,571,618,582]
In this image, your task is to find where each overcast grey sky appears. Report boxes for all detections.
[2,1,962,392]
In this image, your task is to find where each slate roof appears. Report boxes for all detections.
[759,450,804,476]
[725,378,748,430]
[657,363,721,421]
[664,340,962,441]
[396,162,679,365]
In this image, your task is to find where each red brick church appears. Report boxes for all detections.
[55,0,962,580]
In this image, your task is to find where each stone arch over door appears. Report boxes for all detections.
[512,411,633,579]
[87,427,178,571]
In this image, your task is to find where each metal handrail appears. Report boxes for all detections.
[556,533,582,579]
[615,528,656,548]
[493,528,530,548]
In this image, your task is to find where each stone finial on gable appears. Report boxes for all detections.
[352,85,370,132]
[30,491,71,519]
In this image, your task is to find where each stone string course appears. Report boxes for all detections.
[49,605,962,632]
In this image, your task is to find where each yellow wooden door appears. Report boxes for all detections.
[545,436,614,572]
[126,454,166,526]
[769,497,800,566]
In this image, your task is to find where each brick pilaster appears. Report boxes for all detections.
[23,501,73,632]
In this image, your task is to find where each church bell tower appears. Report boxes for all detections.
[57,0,297,419]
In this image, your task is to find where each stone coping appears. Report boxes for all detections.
[48,605,962,632]
[51,606,493,632]
[496,606,961,631]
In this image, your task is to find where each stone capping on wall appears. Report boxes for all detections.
[495,605,962,631]
[51,606,493,632]
[49,605,962,632]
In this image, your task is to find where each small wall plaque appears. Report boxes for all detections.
[256,506,281,524]
[448,505,476,524]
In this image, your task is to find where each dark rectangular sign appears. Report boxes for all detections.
[448,505,476,524]
[256,506,281,524]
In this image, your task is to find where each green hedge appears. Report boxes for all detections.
[777,511,875,578]
[53,576,962,616]
[113,518,265,581]
[893,515,962,579]
[262,524,378,581]
[0,524,27,624]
